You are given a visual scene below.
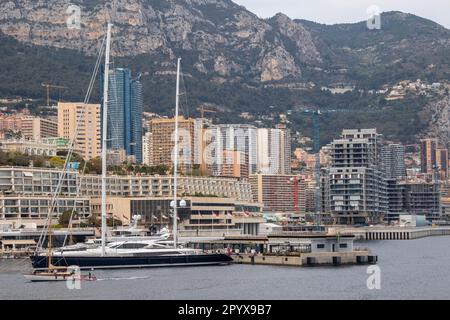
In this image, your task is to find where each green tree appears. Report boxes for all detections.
[58,210,78,228]
[87,213,101,227]
[49,156,65,168]
[9,152,29,166]
[84,157,101,174]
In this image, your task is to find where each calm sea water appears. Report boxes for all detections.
[1,236,450,300]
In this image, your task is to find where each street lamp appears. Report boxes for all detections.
[170,199,187,248]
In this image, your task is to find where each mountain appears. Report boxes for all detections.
[0,0,322,83]
[0,0,449,144]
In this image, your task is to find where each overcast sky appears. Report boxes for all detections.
[233,0,450,28]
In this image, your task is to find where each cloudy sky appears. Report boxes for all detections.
[233,0,450,28]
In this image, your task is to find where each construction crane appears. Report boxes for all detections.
[41,83,68,107]
[197,105,217,119]
[302,109,322,230]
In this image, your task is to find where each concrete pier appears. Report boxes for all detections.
[232,251,376,267]
[331,226,450,241]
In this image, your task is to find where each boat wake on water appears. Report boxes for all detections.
[96,276,152,281]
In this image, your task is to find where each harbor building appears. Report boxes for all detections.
[0,167,261,231]
[21,116,58,141]
[57,102,101,160]
[91,196,263,236]
[0,167,90,225]
[79,174,254,201]
[249,174,306,214]
[107,68,143,163]
[0,167,80,196]
[381,144,406,179]
[0,196,91,223]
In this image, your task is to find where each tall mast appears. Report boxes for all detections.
[173,58,181,249]
[101,23,113,256]
[47,203,53,269]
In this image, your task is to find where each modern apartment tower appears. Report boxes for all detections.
[107,68,143,163]
[420,138,449,179]
[420,138,438,175]
[206,124,291,176]
[381,144,406,179]
[325,129,388,224]
[142,131,153,166]
[208,124,258,176]
[256,126,291,174]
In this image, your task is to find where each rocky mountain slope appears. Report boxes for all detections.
[0,0,449,144]
[0,0,322,83]
[1,0,448,86]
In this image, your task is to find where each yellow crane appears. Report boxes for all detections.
[41,83,68,107]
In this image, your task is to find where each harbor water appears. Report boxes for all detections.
[1,236,450,300]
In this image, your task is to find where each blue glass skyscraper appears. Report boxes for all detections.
[130,77,143,163]
[107,68,143,163]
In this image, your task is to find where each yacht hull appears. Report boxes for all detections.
[31,254,233,270]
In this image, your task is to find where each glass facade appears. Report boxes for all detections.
[107,68,143,163]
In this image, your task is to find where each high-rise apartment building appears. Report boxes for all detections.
[219,150,249,179]
[420,138,448,179]
[380,144,406,179]
[256,126,291,174]
[324,129,388,224]
[420,138,438,175]
[21,116,58,140]
[142,131,153,166]
[57,102,101,160]
[249,174,306,213]
[206,124,291,176]
[437,148,449,179]
[148,117,203,172]
[208,124,258,175]
[107,68,143,163]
